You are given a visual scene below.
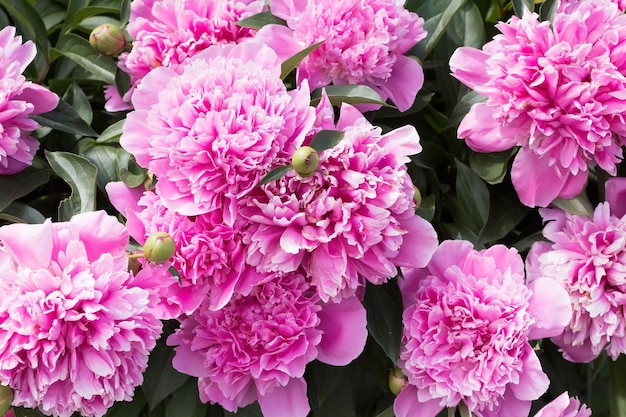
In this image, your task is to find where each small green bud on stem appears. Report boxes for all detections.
[291,146,319,177]
[89,24,126,57]
[142,232,176,264]
[413,185,422,208]
[388,367,408,396]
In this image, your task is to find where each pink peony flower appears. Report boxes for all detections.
[395,240,572,417]
[450,0,626,207]
[255,0,427,111]
[106,0,266,111]
[106,181,247,313]
[168,269,367,417]
[120,41,315,222]
[532,392,591,417]
[0,211,163,417]
[240,98,438,302]
[0,26,58,174]
[526,201,626,362]
[562,0,626,12]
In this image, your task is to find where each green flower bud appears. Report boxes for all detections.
[291,146,319,178]
[388,367,408,396]
[143,232,176,264]
[0,385,13,416]
[89,24,126,57]
[413,185,422,208]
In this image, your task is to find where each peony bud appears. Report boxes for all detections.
[413,185,422,208]
[0,385,13,416]
[143,232,176,264]
[89,24,126,57]
[291,146,319,177]
[388,367,408,396]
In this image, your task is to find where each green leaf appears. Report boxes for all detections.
[415,193,436,222]
[412,0,468,60]
[235,11,287,29]
[97,119,125,143]
[103,389,147,417]
[375,406,395,417]
[259,165,292,186]
[1,201,46,224]
[478,193,530,245]
[280,41,323,80]
[310,84,391,108]
[455,159,490,235]
[142,341,190,410]
[165,379,207,417]
[53,33,118,84]
[82,144,124,191]
[0,166,50,212]
[12,407,46,417]
[362,280,403,363]
[115,65,132,98]
[120,0,131,27]
[32,98,99,137]
[119,154,147,188]
[446,2,485,49]
[539,0,559,22]
[512,0,535,17]
[310,130,345,152]
[63,82,93,125]
[469,149,516,185]
[45,151,97,221]
[610,355,626,417]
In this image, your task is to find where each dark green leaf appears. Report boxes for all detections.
[225,402,263,417]
[53,33,118,84]
[120,0,131,26]
[45,151,97,221]
[235,11,287,29]
[478,193,530,245]
[310,130,345,152]
[310,85,392,108]
[97,119,125,143]
[469,149,516,185]
[539,0,559,22]
[411,0,468,60]
[415,193,436,222]
[103,389,147,417]
[280,41,323,80]
[115,66,132,98]
[119,154,147,188]
[511,0,535,17]
[455,159,490,235]
[165,378,207,417]
[32,98,99,137]
[375,406,395,417]
[63,82,93,125]
[12,407,46,417]
[362,280,403,363]
[447,90,484,129]
[0,166,50,212]
[610,355,626,417]
[142,341,189,410]
[259,165,292,186]
[512,231,543,253]
[446,2,485,49]
[82,144,123,191]
[1,201,46,224]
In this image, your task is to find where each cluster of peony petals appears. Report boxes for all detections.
[240,97,438,302]
[105,0,266,111]
[526,190,626,362]
[450,0,626,207]
[394,240,572,417]
[120,41,315,223]
[532,392,591,417]
[0,26,58,174]
[168,270,367,417]
[255,0,427,111]
[106,182,246,313]
[0,211,163,417]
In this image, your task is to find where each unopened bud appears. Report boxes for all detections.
[388,367,408,396]
[143,232,175,264]
[413,185,422,208]
[0,385,13,416]
[291,146,319,177]
[89,24,126,57]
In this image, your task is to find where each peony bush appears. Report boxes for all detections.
[0,0,625,417]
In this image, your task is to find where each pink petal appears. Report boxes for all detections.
[551,333,599,363]
[449,47,491,90]
[378,55,424,112]
[606,177,626,218]
[528,277,572,340]
[458,102,522,152]
[510,344,549,401]
[393,214,438,269]
[427,240,474,280]
[0,220,53,268]
[255,25,305,62]
[67,211,128,260]
[496,387,533,417]
[524,241,552,284]
[257,378,310,417]
[393,385,443,417]
[316,296,367,366]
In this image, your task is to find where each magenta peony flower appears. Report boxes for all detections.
[0,211,163,417]
[395,240,572,417]
[240,99,438,302]
[450,0,626,207]
[0,26,58,174]
[532,392,591,417]
[120,41,315,222]
[168,269,367,417]
[526,201,626,362]
[106,181,247,313]
[106,0,266,111]
[255,0,427,111]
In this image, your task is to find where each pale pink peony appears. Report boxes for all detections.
[532,392,591,417]
[562,0,626,12]
[255,0,427,111]
[395,240,572,417]
[450,0,626,207]
[106,181,246,313]
[240,98,438,302]
[526,201,626,362]
[0,26,58,174]
[120,41,315,222]
[168,269,367,417]
[0,211,163,417]
[106,0,266,111]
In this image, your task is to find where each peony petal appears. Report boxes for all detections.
[605,177,626,218]
[316,296,367,366]
[510,344,549,401]
[458,102,522,152]
[254,25,306,62]
[551,333,600,363]
[257,378,310,417]
[449,47,491,90]
[528,277,572,340]
[378,55,424,112]
[0,220,53,269]
[393,214,438,269]
[393,385,443,417]
[496,387,533,417]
